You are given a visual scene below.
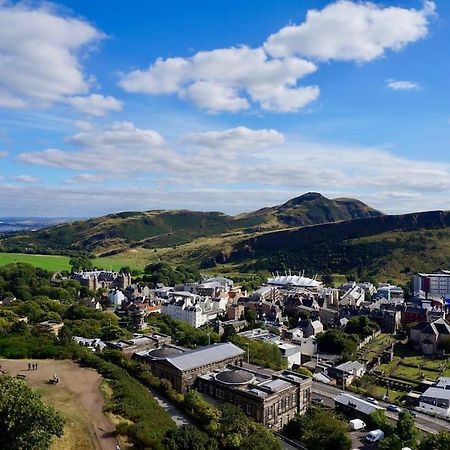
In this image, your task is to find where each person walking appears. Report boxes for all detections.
[35,362,38,370]
[28,362,31,371]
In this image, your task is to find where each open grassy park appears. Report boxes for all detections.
[0,359,118,450]
[0,252,72,272]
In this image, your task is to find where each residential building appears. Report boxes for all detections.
[328,361,366,386]
[413,271,450,298]
[410,318,450,355]
[298,319,323,338]
[161,291,227,328]
[419,383,450,418]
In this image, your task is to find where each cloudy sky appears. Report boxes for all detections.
[0,0,449,217]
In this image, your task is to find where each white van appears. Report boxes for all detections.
[349,419,366,431]
[365,429,385,443]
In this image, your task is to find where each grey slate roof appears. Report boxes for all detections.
[166,342,244,371]
[335,393,384,415]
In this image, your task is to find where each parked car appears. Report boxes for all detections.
[408,410,418,418]
[387,404,401,413]
[366,397,379,405]
[365,429,385,443]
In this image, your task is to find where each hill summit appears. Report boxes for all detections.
[0,192,382,255]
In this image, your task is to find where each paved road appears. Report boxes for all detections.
[312,381,449,434]
[148,387,194,427]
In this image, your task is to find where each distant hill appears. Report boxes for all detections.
[0,193,381,255]
[240,192,382,228]
[206,210,450,283]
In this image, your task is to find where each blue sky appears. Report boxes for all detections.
[0,0,449,216]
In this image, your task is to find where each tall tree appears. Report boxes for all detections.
[0,376,64,450]
[396,411,418,449]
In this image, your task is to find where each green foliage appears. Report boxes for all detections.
[143,262,200,287]
[230,335,287,370]
[378,434,403,450]
[368,410,394,435]
[69,255,93,272]
[344,316,379,338]
[0,375,64,450]
[316,329,359,359]
[419,431,450,450]
[396,411,418,449]
[283,409,351,450]
[164,425,218,450]
[148,314,220,348]
[79,351,176,449]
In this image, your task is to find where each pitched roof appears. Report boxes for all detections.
[335,393,384,415]
[166,342,244,371]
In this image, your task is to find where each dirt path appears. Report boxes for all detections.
[0,359,118,450]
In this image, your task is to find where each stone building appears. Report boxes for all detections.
[72,270,131,292]
[135,342,245,392]
[197,366,312,430]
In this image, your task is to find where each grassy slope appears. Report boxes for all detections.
[0,252,71,271]
[3,226,450,285]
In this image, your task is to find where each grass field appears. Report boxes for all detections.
[0,252,72,271]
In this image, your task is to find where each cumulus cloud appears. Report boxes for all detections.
[15,122,450,215]
[264,1,435,62]
[0,1,104,109]
[119,2,433,112]
[120,46,319,112]
[186,127,285,151]
[386,79,421,91]
[65,173,105,184]
[14,175,39,183]
[67,94,123,116]
[18,121,171,173]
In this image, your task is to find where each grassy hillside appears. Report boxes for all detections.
[211,210,450,283]
[0,193,381,256]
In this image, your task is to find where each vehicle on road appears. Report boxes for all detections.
[408,410,418,417]
[387,404,401,413]
[365,429,384,443]
[366,397,379,405]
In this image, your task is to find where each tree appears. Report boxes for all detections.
[316,329,359,359]
[419,431,450,450]
[368,410,393,435]
[396,411,418,449]
[221,324,237,342]
[284,409,351,450]
[378,434,403,450]
[69,255,93,272]
[164,425,218,450]
[0,376,64,449]
[345,316,379,338]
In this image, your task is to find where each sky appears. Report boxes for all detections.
[0,0,450,217]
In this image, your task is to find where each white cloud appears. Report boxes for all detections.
[264,1,435,62]
[18,121,171,173]
[186,127,285,151]
[386,79,421,91]
[0,2,104,109]
[74,120,95,131]
[14,175,39,183]
[67,94,123,116]
[65,173,105,184]
[120,46,319,113]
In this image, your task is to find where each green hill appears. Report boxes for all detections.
[0,193,381,256]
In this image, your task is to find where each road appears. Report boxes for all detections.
[312,381,449,434]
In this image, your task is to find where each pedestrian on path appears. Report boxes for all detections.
[28,362,31,371]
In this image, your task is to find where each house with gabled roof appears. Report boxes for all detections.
[410,317,450,355]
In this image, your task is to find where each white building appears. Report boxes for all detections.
[413,271,450,298]
[419,386,450,418]
[340,284,365,307]
[376,283,404,302]
[267,272,322,289]
[108,288,126,307]
[161,291,227,328]
[275,341,302,368]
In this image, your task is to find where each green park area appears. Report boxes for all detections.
[0,252,72,272]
